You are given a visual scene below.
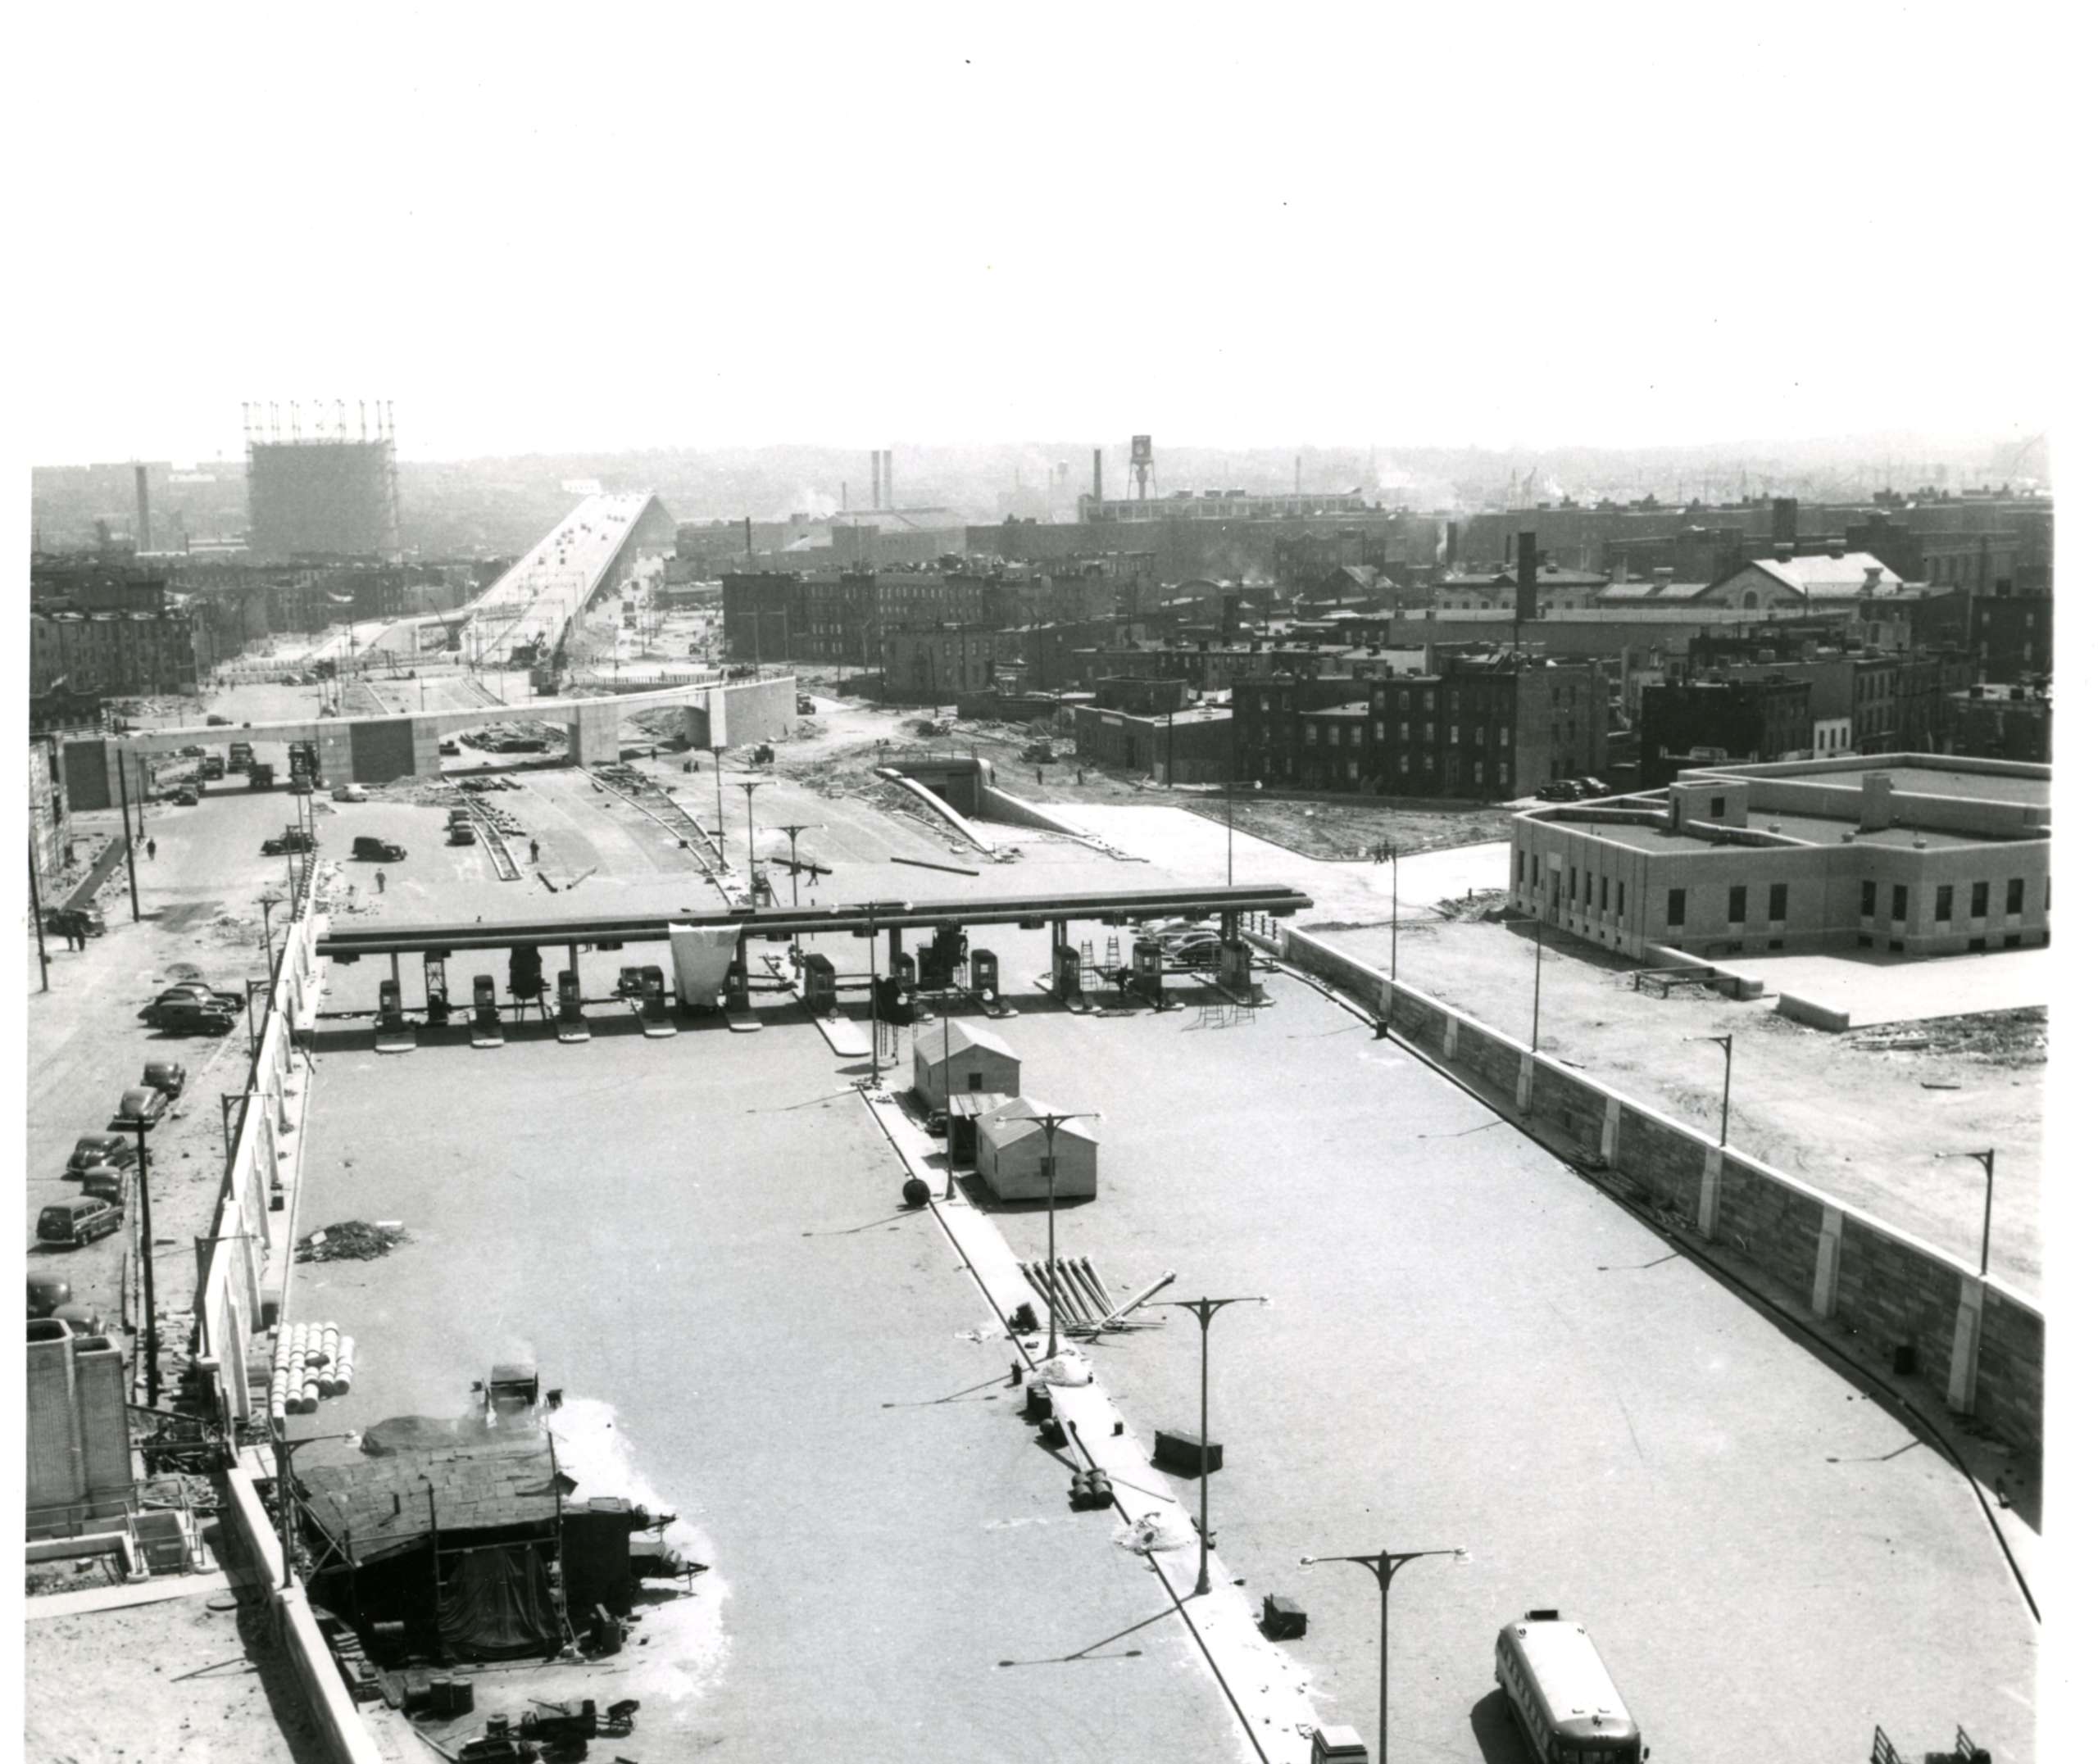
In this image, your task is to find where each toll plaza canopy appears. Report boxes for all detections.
[314,883,1313,960]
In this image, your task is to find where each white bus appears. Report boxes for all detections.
[1495,1608,1646,1762]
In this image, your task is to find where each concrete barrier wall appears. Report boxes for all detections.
[978,786,1103,840]
[221,1464,384,1764]
[1281,927,2044,1458]
[195,871,322,1425]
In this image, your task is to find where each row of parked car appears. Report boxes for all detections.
[40,1061,189,1249]
[1533,776,1617,804]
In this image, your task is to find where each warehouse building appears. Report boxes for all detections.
[1508,755,2049,962]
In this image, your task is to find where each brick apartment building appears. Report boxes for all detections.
[1233,655,1607,799]
[1639,678,1814,786]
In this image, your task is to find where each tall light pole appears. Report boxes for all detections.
[1936,1148,1996,1277]
[127,1117,161,1406]
[1370,839,1400,978]
[115,746,142,923]
[710,745,729,843]
[736,781,764,896]
[1161,1295,1267,1596]
[29,837,50,991]
[1006,1109,1099,1360]
[1699,1032,1734,1146]
[1300,1546,1469,1764]
[1224,769,1235,887]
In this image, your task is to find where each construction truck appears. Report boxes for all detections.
[247,761,276,789]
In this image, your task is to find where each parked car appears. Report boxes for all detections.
[205,714,231,728]
[39,1199,124,1249]
[44,905,107,940]
[796,695,816,715]
[152,981,243,1013]
[141,1060,188,1099]
[111,1086,169,1129]
[68,1133,137,1175]
[200,755,225,780]
[438,739,460,756]
[352,835,406,863]
[1534,779,1582,803]
[170,786,200,807]
[1574,777,1614,800]
[447,822,477,846]
[79,1168,128,1204]
[331,783,369,803]
[261,829,317,856]
[140,998,238,1035]
[28,1272,73,1317]
[179,744,206,758]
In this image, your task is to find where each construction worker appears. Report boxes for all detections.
[375,869,387,895]
[145,837,157,862]
[529,838,541,864]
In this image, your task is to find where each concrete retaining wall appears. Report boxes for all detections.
[978,786,1103,841]
[221,1464,383,1764]
[1281,927,2044,1458]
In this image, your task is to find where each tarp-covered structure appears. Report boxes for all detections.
[667,924,740,1009]
[300,1431,573,1661]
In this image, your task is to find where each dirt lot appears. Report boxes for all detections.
[25,1593,332,1764]
[1310,909,2049,1295]
[1180,794,1510,859]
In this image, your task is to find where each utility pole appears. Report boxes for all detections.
[1006,1109,1100,1359]
[130,1119,161,1407]
[1162,1295,1267,1596]
[735,781,764,896]
[115,747,142,922]
[29,837,50,991]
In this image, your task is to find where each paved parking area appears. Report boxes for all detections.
[289,1008,1249,1759]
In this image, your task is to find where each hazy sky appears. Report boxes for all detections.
[11,4,2073,465]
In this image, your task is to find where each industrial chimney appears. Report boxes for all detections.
[134,465,151,553]
[883,450,894,510]
[1092,448,1103,506]
[870,451,882,510]
[1515,531,1539,624]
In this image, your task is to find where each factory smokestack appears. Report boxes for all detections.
[134,465,150,553]
[871,451,882,511]
[883,450,894,510]
[1515,531,1538,625]
[1092,448,1103,506]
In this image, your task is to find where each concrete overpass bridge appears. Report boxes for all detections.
[60,673,795,810]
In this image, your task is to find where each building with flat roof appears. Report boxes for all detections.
[1508,755,2050,963]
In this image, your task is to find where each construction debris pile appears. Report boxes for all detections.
[1850,1006,2047,1067]
[297,1220,411,1263]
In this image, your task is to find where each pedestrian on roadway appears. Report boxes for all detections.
[1036,768,1044,785]
[146,837,157,862]
[529,838,540,864]
[375,869,387,895]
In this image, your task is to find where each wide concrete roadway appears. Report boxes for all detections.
[942,976,2037,1761]
[288,1008,1247,1761]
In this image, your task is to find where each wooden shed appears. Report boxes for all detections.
[978,1095,1098,1202]
[913,1019,1021,1112]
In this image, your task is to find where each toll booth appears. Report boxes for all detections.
[915,943,949,990]
[375,978,415,1054]
[1218,937,1261,1001]
[802,952,837,1014]
[637,964,674,1037]
[1128,936,1167,1007]
[423,955,451,1026]
[1053,944,1087,1007]
[508,945,546,1013]
[470,974,502,1048]
[891,950,917,992]
[970,948,998,998]
[556,968,588,1043]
